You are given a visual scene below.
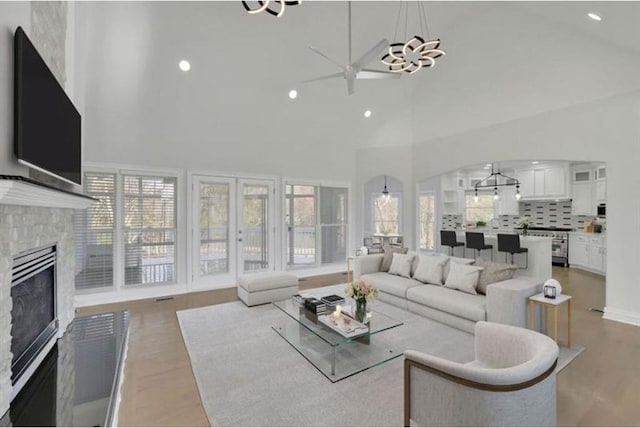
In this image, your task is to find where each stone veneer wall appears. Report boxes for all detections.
[0,205,76,416]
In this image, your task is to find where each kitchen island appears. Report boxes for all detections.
[452,231,552,282]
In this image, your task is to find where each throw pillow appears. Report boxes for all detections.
[442,256,475,284]
[388,253,414,278]
[413,255,449,285]
[380,246,408,272]
[444,263,484,295]
[475,257,518,295]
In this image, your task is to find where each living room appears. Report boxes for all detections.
[1,1,640,426]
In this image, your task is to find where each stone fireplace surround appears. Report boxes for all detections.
[0,176,93,416]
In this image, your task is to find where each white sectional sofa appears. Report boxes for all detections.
[353,253,541,334]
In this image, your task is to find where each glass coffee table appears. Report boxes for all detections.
[272,298,404,382]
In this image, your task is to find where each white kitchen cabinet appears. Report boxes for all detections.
[516,166,568,200]
[518,170,535,198]
[571,182,595,215]
[573,169,592,182]
[594,165,606,181]
[595,180,606,204]
[569,234,589,267]
[544,167,566,196]
[569,233,606,274]
[498,186,519,215]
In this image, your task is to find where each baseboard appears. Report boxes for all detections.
[603,307,640,327]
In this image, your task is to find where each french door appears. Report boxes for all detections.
[192,176,275,289]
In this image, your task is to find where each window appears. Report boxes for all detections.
[123,175,177,285]
[198,182,230,276]
[465,193,495,224]
[286,184,348,267]
[74,170,178,290]
[373,195,399,235]
[418,193,436,250]
[74,173,116,290]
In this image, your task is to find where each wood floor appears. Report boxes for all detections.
[77,269,640,426]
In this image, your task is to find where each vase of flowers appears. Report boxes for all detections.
[345,279,378,323]
[516,217,534,236]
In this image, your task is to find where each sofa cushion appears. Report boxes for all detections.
[444,263,484,295]
[442,255,475,284]
[407,284,487,322]
[389,253,414,278]
[413,255,449,285]
[475,257,519,295]
[360,272,423,299]
[380,246,408,272]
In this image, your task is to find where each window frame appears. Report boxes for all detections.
[416,191,437,252]
[283,179,350,270]
[371,192,402,236]
[464,190,497,225]
[77,164,183,293]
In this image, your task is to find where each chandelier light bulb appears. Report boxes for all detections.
[364,110,372,118]
[493,187,500,200]
[515,186,522,200]
[288,89,298,99]
[473,189,479,203]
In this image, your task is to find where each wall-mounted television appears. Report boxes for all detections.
[14,26,81,186]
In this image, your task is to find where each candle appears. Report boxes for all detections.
[333,305,342,319]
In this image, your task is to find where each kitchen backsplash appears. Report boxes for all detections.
[442,201,605,230]
[442,214,463,229]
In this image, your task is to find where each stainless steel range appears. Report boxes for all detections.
[519,227,572,267]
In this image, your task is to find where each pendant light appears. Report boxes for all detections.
[381,1,445,74]
[381,175,391,203]
[241,0,301,18]
[474,163,521,201]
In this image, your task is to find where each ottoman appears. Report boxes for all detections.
[237,271,299,306]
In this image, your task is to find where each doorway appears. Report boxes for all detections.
[191,176,275,289]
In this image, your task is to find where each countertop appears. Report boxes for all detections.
[452,230,552,243]
[569,231,606,237]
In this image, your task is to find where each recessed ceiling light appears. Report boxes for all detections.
[288,89,298,99]
[483,166,490,170]
[531,161,540,165]
[364,110,372,118]
[179,60,191,72]
[587,12,602,21]
[485,163,492,167]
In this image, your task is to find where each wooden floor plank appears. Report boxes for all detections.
[77,269,640,426]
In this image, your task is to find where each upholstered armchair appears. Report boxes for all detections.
[404,321,559,427]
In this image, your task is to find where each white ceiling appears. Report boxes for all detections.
[77,1,640,157]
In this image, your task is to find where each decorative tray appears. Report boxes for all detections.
[318,313,369,338]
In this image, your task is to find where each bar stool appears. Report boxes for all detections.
[440,230,465,257]
[465,232,493,260]
[497,234,529,269]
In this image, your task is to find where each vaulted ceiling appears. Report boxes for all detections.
[76,1,640,158]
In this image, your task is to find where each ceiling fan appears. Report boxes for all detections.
[304,1,400,96]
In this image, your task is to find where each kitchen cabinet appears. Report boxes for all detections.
[516,166,568,200]
[595,181,606,204]
[571,182,595,215]
[498,185,519,215]
[569,234,589,267]
[569,233,606,274]
[544,167,566,196]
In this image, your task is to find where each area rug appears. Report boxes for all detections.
[177,285,582,426]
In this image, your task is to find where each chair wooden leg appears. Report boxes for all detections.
[404,359,411,427]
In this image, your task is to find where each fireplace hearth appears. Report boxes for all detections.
[10,245,58,391]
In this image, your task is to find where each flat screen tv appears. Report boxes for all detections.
[14,26,81,186]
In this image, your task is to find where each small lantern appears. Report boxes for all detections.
[543,279,562,299]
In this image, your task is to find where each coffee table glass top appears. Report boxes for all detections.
[273,298,403,346]
[272,297,404,382]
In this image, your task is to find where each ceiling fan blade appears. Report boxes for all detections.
[302,72,344,83]
[309,46,346,72]
[356,69,401,80]
[352,39,389,73]
[347,77,355,95]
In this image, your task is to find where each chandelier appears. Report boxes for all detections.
[381,175,391,203]
[241,0,301,18]
[381,1,445,74]
[474,164,521,202]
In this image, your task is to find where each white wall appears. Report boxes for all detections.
[358,91,640,325]
[0,3,30,177]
